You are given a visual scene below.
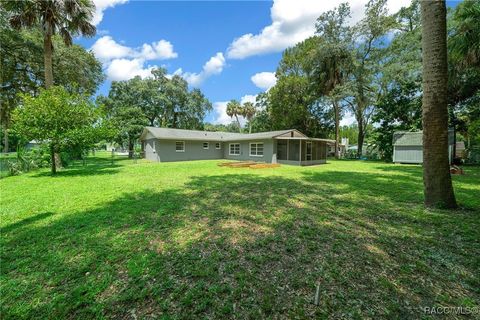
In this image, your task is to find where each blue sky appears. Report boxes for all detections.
[76,0,459,126]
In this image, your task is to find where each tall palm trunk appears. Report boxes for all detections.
[333,100,340,159]
[44,32,62,168]
[44,33,54,88]
[421,0,456,208]
[235,114,241,133]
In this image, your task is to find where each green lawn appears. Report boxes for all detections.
[1,154,479,319]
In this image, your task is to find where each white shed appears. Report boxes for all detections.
[393,130,454,164]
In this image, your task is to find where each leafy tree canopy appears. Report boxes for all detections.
[98,68,212,155]
[12,86,104,174]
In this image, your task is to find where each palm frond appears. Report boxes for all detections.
[59,26,72,46]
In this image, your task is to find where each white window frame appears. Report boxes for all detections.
[249,142,264,157]
[215,142,221,150]
[203,142,209,150]
[175,141,185,152]
[229,143,240,156]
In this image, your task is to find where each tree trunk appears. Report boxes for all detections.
[172,112,177,128]
[357,116,364,158]
[54,153,62,169]
[448,106,457,162]
[235,114,241,133]
[421,0,456,208]
[128,138,134,159]
[50,145,56,175]
[45,32,62,167]
[333,100,340,159]
[44,33,53,88]
[3,124,8,154]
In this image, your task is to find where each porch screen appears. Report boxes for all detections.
[277,140,288,160]
[288,141,300,161]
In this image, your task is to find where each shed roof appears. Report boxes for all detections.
[140,127,305,142]
[393,130,454,146]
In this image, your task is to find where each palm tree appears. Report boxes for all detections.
[5,0,96,88]
[313,3,352,159]
[242,102,256,133]
[421,0,457,208]
[449,0,480,69]
[311,45,350,159]
[226,100,242,133]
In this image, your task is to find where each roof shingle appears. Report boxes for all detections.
[141,127,298,142]
[393,130,454,146]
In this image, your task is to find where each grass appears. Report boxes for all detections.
[1,152,479,319]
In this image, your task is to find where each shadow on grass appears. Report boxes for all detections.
[31,156,129,177]
[369,164,480,206]
[32,166,121,178]
[0,211,55,233]
[1,172,479,319]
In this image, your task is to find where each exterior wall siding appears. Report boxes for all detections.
[393,146,423,163]
[223,139,276,163]
[144,139,159,161]
[393,145,453,164]
[144,139,223,162]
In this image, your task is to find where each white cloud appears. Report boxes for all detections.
[90,36,178,81]
[179,52,226,87]
[92,0,128,26]
[226,0,411,59]
[251,72,277,90]
[212,94,257,126]
[139,40,178,60]
[106,58,157,81]
[240,94,257,105]
[212,101,231,125]
[340,111,356,126]
[91,37,223,85]
[91,36,133,62]
[91,36,178,62]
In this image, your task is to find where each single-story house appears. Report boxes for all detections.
[393,130,454,164]
[327,137,349,157]
[140,127,332,166]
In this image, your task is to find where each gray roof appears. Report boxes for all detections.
[393,130,454,146]
[140,127,301,142]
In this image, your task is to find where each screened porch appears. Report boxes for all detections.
[275,138,328,166]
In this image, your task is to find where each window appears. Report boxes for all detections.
[175,141,185,152]
[250,142,264,157]
[229,143,240,155]
[215,142,221,149]
[203,142,209,149]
